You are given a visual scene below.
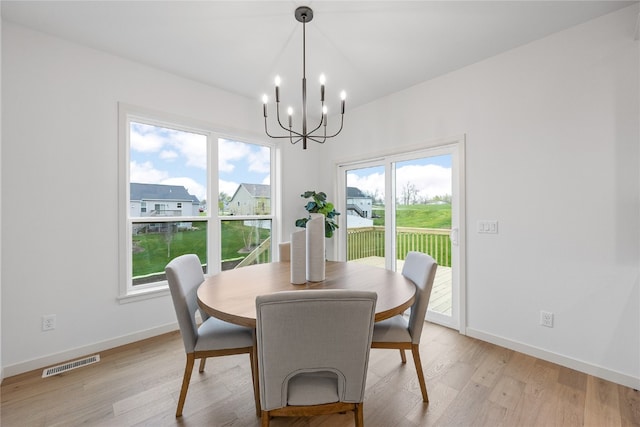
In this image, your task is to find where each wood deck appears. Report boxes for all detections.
[351,257,452,316]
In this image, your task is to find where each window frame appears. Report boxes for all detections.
[118,103,279,302]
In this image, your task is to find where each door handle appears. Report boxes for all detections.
[450,228,459,246]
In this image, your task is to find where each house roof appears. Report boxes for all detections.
[347,187,367,198]
[130,183,199,203]
[232,183,271,200]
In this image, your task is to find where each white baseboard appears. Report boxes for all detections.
[466,328,640,390]
[2,322,178,379]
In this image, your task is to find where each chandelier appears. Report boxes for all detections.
[262,6,346,150]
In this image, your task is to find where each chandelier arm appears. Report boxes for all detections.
[273,102,305,137]
[321,114,345,139]
[307,111,326,135]
[306,135,328,144]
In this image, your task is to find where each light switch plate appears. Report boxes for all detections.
[477,220,498,234]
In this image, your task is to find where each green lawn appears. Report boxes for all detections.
[373,203,451,228]
[132,220,270,277]
[132,204,451,278]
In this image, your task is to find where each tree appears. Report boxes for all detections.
[218,192,231,212]
[401,182,418,205]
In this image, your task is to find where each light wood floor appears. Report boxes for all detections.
[2,322,638,426]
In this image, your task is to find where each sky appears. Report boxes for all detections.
[347,155,452,203]
[130,122,451,205]
[129,122,270,203]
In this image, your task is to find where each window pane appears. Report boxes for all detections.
[130,122,207,217]
[346,166,385,266]
[394,155,452,314]
[132,220,207,286]
[221,219,272,270]
[218,138,271,216]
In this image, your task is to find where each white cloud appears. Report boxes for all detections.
[396,164,451,199]
[159,150,178,160]
[173,132,207,170]
[348,164,451,201]
[130,124,166,153]
[347,171,385,199]
[247,145,271,174]
[130,160,169,183]
[219,139,251,173]
[219,179,239,197]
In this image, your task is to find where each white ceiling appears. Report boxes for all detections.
[2,1,635,110]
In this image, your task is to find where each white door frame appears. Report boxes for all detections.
[335,135,466,333]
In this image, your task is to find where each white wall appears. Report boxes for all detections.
[322,5,639,387]
[0,22,269,376]
[2,5,638,390]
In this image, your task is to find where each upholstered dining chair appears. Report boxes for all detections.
[371,251,437,402]
[256,290,377,427]
[165,254,259,417]
[278,241,290,262]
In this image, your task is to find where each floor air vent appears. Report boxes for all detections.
[42,354,100,378]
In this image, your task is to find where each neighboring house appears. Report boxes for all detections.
[346,186,373,228]
[130,183,200,218]
[229,183,271,215]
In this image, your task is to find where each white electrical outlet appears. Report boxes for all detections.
[540,311,553,328]
[42,314,56,331]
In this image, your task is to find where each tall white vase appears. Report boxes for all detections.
[290,229,306,284]
[305,213,325,282]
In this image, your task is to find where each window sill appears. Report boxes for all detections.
[118,284,170,304]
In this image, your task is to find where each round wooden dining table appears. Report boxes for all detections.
[197,261,416,328]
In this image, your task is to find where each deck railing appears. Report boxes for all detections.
[347,226,451,267]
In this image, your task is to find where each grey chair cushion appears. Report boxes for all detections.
[371,315,412,343]
[195,316,253,352]
[166,254,253,353]
[256,290,377,411]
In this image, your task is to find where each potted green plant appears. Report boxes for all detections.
[295,191,340,238]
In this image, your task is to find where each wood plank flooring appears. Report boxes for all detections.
[2,322,638,426]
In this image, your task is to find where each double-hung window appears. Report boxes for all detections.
[119,104,276,300]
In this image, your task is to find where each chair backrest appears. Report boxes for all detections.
[256,290,377,411]
[165,254,209,353]
[402,251,438,344]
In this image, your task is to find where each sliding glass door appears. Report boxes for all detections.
[338,141,464,330]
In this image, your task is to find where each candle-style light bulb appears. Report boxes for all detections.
[275,76,281,102]
[262,94,268,117]
[287,107,293,127]
[322,105,328,126]
[319,74,326,102]
[340,91,346,114]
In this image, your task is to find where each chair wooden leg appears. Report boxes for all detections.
[354,403,364,427]
[198,357,207,372]
[176,353,195,417]
[400,348,407,363]
[249,347,261,417]
[261,410,270,427]
[411,344,429,402]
